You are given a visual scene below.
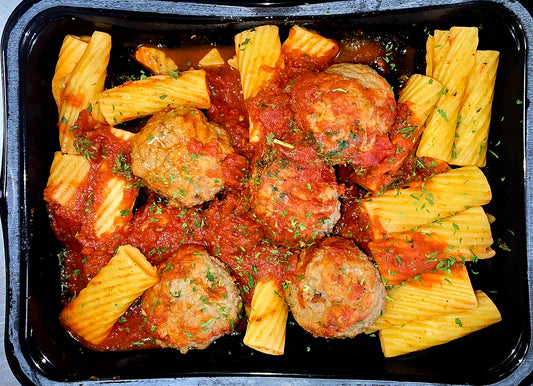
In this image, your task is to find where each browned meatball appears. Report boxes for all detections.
[249,145,341,247]
[141,244,242,353]
[131,107,234,207]
[284,236,386,338]
[289,63,396,167]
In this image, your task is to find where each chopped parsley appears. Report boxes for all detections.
[112,151,133,180]
[74,135,97,160]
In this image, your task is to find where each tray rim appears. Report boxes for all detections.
[1,0,533,384]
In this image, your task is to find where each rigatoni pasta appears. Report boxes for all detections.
[134,46,179,75]
[93,176,135,237]
[110,126,136,141]
[362,166,492,238]
[60,245,158,345]
[366,263,477,333]
[398,74,444,126]
[425,30,450,79]
[282,25,339,63]
[52,35,88,110]
[425,34,435,76]
[234,25,283,143]
[44,152,91,206]
[417,27,479,161]
[379,290,501,357]
[431,27,479,90]
[450,50,499,166]
[416,89,464,160]
[234,25,282,101]
[95,70,210,125]
[243,279,288,355]
[369,205,494,284]
[415,205,495,261]
[57,31,111,153]
[198,48,225,68]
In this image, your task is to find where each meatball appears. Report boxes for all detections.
[249,145,341,247]
[141,244,242,353]
[289,63,396,167]
[131,107,234,207]
[284,236,386,338]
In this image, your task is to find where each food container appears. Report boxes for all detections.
[2,0,533,384]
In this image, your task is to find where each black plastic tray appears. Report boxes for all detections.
[2,0,533,384]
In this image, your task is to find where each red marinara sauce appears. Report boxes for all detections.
[48,28,454,352]
[368,232,455,287]
[46,112,139,295]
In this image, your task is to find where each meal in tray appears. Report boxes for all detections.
[44,24,501,358]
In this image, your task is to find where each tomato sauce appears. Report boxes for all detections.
[202,193,297,304]
[47,28,454,352]
[335,36,387,66]
[125,195,207,265]
[368,232,453,286]
[333,186,373,253]
[247,84,293,144]
[333,32,416,87]
[206,65,251,155]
